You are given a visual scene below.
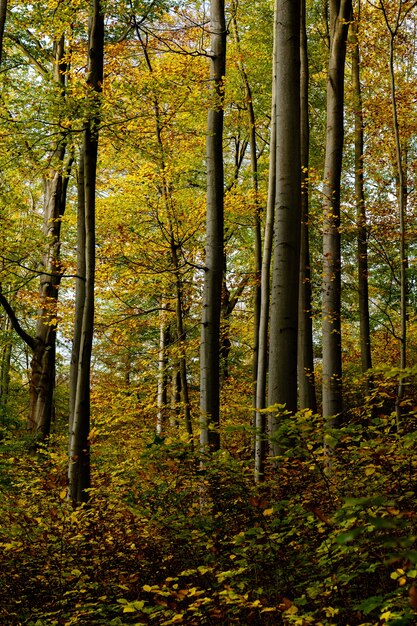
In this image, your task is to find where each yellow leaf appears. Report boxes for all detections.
[263,508,274,517]
[59,488,68,500]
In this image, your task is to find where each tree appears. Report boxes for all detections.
[254,0,277,479]
[378,0,417,430]
[200,0,226,452]
[267,0,301,455]
[321,0,351,427]
[298,0,317,413]
[351,7,373,392]
[69,0,104,505]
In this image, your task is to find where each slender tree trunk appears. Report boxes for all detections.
[170,369,181,428]
[254,0,277,480]
[32,161,70,437]
[0,317,11,419]
[200,0,226,452]
[352,14,373,389]
[69,0,104,505]
[321,0,351,427]
[156,305,169,435]
[170,240,193,438]
[69,153,86,432]
[267,0,301,456]
[389,34,407,431]
[298,0,317,413]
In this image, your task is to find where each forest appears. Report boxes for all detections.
[1,0,417,624]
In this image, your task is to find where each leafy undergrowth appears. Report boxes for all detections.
[1,412,417,625]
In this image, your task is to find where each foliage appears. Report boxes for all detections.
[0,408,417,625]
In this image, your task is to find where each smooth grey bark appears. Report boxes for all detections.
[298,0,317,413]
[321,0,351,427]
[69,0,104,505]
[351,14,373,387]
[254,0,277,480]
[267,0,301,456]
[200,0,226,452]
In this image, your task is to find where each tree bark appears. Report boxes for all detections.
[0,316,11,419]
[321,0,351,427]
[69,153,86,433]
[156,304,170,435]
[200,0,226,452]
[351,13,373,389]
[69,0,104,505]
[298,0,317,413]
[254,0,277,480]
[267,0,301,456]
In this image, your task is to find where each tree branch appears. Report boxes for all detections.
[0,291,36,350]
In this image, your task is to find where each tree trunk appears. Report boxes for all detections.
[321,0,351,427]
[267,0,301,456]
[254,0,277,480]
[69,0,104,505]
[170,240,193,439]
[31,158,70,437]
[0,316,11,419]
[298,0,317,413]
[352,13,373,389]
[200,0,226,452]
[28,36,71,438]
[156,305,170,435]
[69,153,86,432]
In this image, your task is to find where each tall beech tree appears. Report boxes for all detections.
[254,0,277,479]
[68,0,104,505]
[267,0,301,455]
[321,0,351,426]
[200,0,226,452]
[351,10,373,390]
[298,0,317,413]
